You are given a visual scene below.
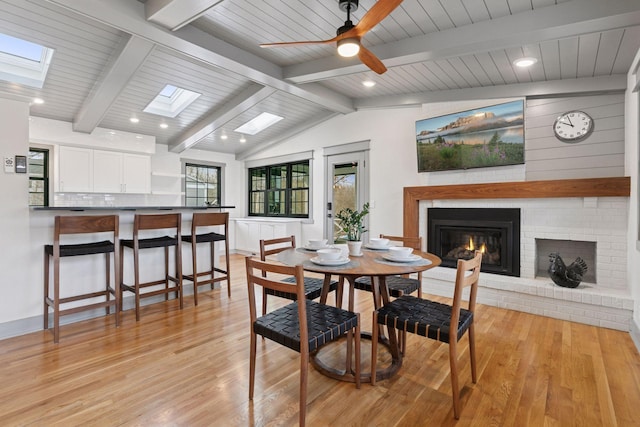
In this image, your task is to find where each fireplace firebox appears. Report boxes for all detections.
[427,208,520,277]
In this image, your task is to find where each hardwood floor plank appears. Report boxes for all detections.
[0,254,638,426]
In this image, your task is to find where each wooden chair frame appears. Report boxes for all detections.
[120,213,183,321]
[259,235,342,314]
[246,256,360,426]
[182,212,230,304]
[371,251,482,419]
[43,215,120,343]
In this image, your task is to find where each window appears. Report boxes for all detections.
[185,163,221,207]
[28,148,48,206]
[249,161,309,217]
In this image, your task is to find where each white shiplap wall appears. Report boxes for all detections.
[524,94,625,180]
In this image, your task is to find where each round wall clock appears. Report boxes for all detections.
[553,110,594,143]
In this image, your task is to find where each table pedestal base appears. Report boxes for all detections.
[310,331,402,383]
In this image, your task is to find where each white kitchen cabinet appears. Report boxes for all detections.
[93,150,123,193]
[58,146,93,192]
[122,153,150,193]
[92,150,150,194]
[234,218,302,254]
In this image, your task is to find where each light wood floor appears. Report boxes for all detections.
[1,254,639,426]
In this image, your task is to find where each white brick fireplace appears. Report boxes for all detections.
[406,178,634,331]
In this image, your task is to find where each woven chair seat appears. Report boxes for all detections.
[121,235,177,249]
[265,276,339,301]
[254,299,358,353]
[376,295,473,344]
[181,232,226,243]
[354,275,420,297]
[45,240,114,257]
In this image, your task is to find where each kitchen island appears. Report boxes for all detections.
[31,205,236,336]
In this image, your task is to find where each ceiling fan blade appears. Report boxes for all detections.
[358,45,387,74]
[260,36,338,48]
[354,0,403,37]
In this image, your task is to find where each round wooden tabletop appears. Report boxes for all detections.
[276,247,441,277]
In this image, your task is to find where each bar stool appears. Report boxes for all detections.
[120,213,183,321]
[181,212,230,304]
[43,215,120,343]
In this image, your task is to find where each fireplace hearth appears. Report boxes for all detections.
[427,208,520,277]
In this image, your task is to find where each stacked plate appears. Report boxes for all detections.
[382,253,422,263]
[310,256,350,266]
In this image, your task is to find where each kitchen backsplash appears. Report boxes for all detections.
[53,192,181,207]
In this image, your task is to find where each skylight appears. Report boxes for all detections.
[234,112,283,135]
[0,33,54,89]
[143,84,201,118]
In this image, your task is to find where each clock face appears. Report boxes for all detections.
[553,111,593,143]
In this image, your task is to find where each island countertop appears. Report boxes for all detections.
[32,205,236,212]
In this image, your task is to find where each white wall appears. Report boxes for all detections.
[246,92,638,337]
[244,106,426,240]
[626,47,640,346]
[0,98,31,324]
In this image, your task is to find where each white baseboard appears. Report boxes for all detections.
[0,281,218,341]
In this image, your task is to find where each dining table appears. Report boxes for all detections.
[276,244,441,383]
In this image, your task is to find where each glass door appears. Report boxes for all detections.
[325,151,368,243]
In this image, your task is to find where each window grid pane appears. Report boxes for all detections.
[248,161,309,218]
[185,163,221,207]
[28,148,48,207]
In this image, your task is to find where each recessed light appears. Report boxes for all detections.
[239,136,246,143]
[513,57,538,68]
[129,117,139,123]
[362,80,376,88]
[135,135,143,139]
[220,134,228,140]
[32,98,44,104]
[108,131,116,135]
[159,123,168,129]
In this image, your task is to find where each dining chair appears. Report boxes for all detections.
[245,257,360,427]
[259,236,342,314]
[371,251,482,419]
[355,235,423,299]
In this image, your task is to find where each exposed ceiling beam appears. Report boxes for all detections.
[45,0,355,115]
[236,111,340,161]
[169,84,276,153]
[145,0,225,31]
[284,0,640,83]
[73,35,155,133]
[354,75,627,109]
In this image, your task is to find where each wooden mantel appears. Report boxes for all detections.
[403,176,631,238]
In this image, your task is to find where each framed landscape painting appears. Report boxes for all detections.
[416,100,525,172]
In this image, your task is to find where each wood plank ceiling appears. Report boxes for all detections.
[0,0,638,158]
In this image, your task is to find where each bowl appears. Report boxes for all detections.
[307,239,328,248]
[317,248,342,261]
[388,246,413,259]
[369,238,389,247]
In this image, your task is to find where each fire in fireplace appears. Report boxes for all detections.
[427,208,520,277]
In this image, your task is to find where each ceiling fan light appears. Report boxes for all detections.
[337,38,360,57]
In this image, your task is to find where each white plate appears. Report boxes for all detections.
[382,253,422,263]
[304,245,329,251]
[310,256,350,266]
[364,243,389,250]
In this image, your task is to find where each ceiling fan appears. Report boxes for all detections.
[260,0,403,75]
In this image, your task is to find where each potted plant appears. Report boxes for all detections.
[335,202,369,256]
